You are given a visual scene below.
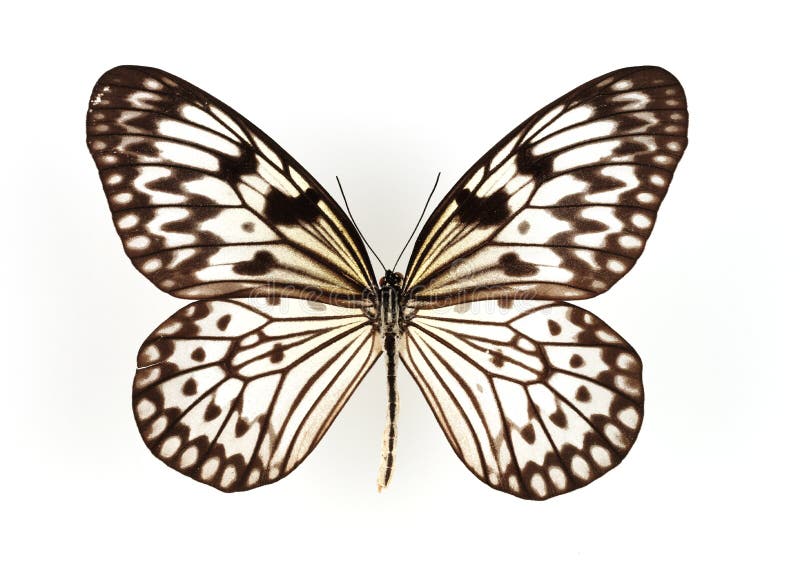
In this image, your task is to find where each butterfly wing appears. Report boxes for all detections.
[134,297,381,491]
[400,299,642,499]
[403,66,687,306]
[87,66,375,304]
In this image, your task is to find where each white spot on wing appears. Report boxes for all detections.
[158,119,241,156]
[156,141,220,171]
[181,104,232,137]
[208,105,249,141]
[532,120,617,156]
[255,137,282,167]
[464,166,485,191]
[126,235,151,250]
[571,455,591,480]
[221,465,238,488]
[523,104,566,143]
[144,78,163,90]
[490,134,521,170]
[202,457,220,481]
[590,445,612,467]
[530,473,547,497]
[289,166,309,190]
[126,90,163,110]
[549,466,567,491]
[553,140,620,171]
[117,214,139,229]
[618,406,640,428]
[611,91,650,110]
[534,105,594,141]
[135,399,156,420]
[160,436,181,458]
[180,446,199,468]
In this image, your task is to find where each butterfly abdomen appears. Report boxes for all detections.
[377,272,404,491]
[378,332,398,491]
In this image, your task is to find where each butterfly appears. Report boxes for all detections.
[86,65,687,500]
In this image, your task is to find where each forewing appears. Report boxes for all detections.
[87,66,375,304]
[400,299,643,499]
[404,66,687,306]
[133,297,381,491]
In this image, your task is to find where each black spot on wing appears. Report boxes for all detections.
[569,354,585,368]
[204,402,222,421]
[549,408,567,428]
[454,188,511,226]
[520,424,536,443]
[615,139,651,156]
[235,418,249,437]
[266,189,321,225]
[498,252,538,276]
[182,378,198,396]
[489,350,505,367]
[219,142,258,188]
[575,385,591,402]
[127,140,159,157]
[217,314,232,331]
[268,343,285,363]
[233,250,275,276]
[551,209,609,243]
[516,148,553,180]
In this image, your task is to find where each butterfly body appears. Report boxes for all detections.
[87,65,687,499]
[375,270,404,489]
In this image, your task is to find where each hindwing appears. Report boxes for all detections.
[400,299,643,499]
[134,297,381,491]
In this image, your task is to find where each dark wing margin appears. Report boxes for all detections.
[87,66,376,305]
[403,66,687,307]
[134,297,381,491]
[399,299,643,500]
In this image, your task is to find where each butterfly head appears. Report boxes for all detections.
[380,270,404,288]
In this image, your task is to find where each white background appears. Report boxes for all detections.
[3,1,797,569]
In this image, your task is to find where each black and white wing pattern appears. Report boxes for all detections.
[398,66,686,498]
[134,297,381,491]
[403,66,687,306]
[400,299,642,500]
[87,64,684,500]
[87,66,375,304]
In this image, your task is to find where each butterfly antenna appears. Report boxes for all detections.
[391,172,441,271]
[336,176,387,272]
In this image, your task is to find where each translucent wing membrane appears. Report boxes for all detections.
[403,66,687,306]
[400,299,643,500]
[134,298,381,491]
[87,66,375,304]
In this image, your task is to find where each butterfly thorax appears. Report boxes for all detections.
[377,270,405,338]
